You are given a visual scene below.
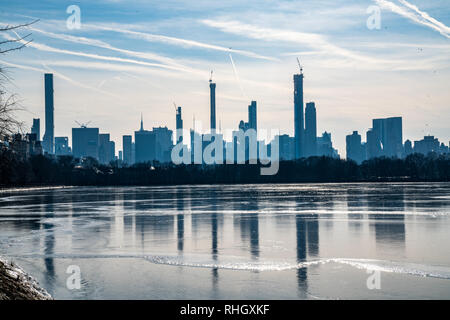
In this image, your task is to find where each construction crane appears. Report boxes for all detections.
[296,57,303,74]
[173,102,178,112]
[75,120,91,128]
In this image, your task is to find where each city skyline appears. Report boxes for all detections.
[0,0,449,157]
[18,70,448,166]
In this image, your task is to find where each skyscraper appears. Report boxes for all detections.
[176,106,183,144]
[210,79,216,132]
[42,73,54,154]
[122,135,132,165]
[248,101,257,131]
[372,117,403,158]
[135,129,155,163]
[366,128,381,159]
[55,137,71,156]
[99,133,114,164]
[31,118,40,141]
[346,131,365,164]
[305,102,317,157]
[153,126,173,163]
[294,72,304,159]
[72,127,99,159]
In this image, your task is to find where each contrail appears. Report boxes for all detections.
[374,0,450,38]
[0,59,119,99]
[229,52,248,100]
[84,23,278,62]
[29,27,185,68]
[2,31,204,76]
[398,0,450,36]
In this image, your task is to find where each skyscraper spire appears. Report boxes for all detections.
[140,113,144,131]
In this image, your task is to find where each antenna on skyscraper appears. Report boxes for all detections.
[296,57,303,74]
[209,70,213,83]
[75,120,91,128]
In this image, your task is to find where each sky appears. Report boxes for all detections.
[0,0,449,157]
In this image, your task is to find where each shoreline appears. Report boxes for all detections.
[0,257,52,300]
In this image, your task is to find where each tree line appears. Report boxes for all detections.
[0,149,449,187]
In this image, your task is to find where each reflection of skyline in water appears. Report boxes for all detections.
[0,183,449,299]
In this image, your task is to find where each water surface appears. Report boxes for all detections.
[0,183,449,299]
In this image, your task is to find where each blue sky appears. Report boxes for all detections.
[1,0,449,156]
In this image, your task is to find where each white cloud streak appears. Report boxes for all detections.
[201,19,394,65]
[29,27,185,68]
[83,23,279,61]
[0,59,119,98]
[375,0,450,38]
[228,53,248,100]
[1,31,206,77]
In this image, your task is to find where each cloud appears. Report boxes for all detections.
[375,0,450,38]
[83,23,279,61]
[29,27,185,68]
[1,31,205,77]
[200,19,394,66]
[0,59,119,98]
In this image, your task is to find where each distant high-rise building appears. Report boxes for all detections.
[210,79,216,132]
[176,106,183,144]
[304,102,317,157]
[190,129,202,164]
[317,132,339,158]
[366,128,381,159]
[277,134,295,160]
[99,133,114,164]
[122,135,132,165]
[153,126,173,163]
[414,136,440,155]
[372,117,403,158]
[346,131,365,164]
[42,73,54,154]
[135,129,155,163]
[55,137,71,156]
[31,118,40,141]
[404,139,413,156]
[134,116,173,164]
[440,143,449,155]
[248,101,257,131]
[110,140,115,161]
[294,72,304,159]
[72,127,99,159]
[118,150,123,161]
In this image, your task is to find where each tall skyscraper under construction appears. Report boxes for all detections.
[176,106,183,144]
[294,66,304,159]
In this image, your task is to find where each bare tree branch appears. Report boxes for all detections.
[0,20,37,137]
[0,39,32,54]
[0,19,39,32]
